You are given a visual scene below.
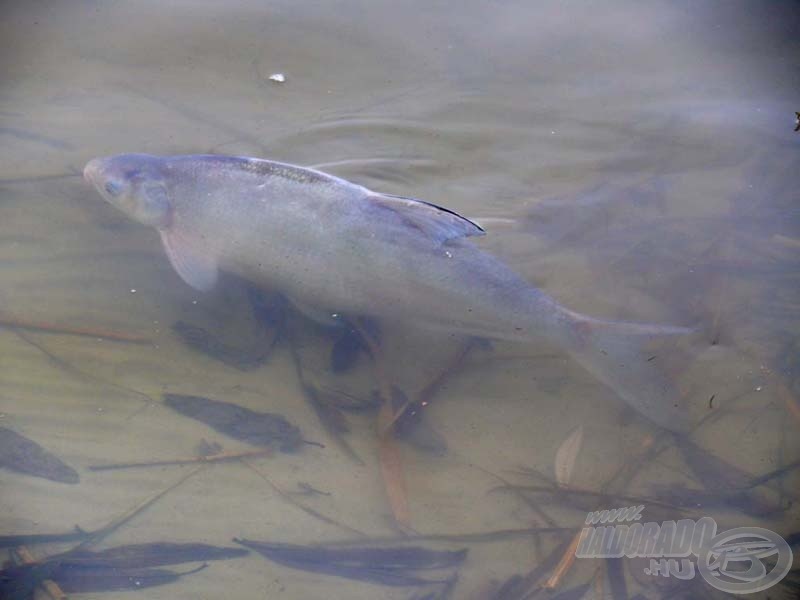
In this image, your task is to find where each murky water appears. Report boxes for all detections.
[1,1,798,598]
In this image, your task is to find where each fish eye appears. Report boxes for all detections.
[104,181,123,196]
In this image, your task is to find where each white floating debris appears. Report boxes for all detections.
[268,73,286,83]
[130,289,136,293]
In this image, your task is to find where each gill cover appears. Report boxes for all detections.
[134,180,220,292]
[137,183,172,229]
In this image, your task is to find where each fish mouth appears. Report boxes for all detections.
[82,157,106,187]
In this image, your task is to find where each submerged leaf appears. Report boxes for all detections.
[234,539,466,587]
[56,542,248,569]
[0,543,240,597]
[52,564,203,593]
[0,561,60,600]
[487,538,574,600]
[172,321,275,371]
[304,385,350,434]
[388,387,447,456]
[0,426,79,484]
[378,401,411,527]
[163,394,302,452]
[554,425,583,487]
[330,326,365,373]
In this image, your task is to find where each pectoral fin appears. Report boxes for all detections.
[160,230,218,291]
[368,193,484,244]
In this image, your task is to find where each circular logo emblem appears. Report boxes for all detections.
[698,527,793,594]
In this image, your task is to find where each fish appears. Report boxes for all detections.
[83,154,693,431]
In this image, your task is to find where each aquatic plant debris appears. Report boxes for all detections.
[344,317,412,527]
[0,541,245,597]
[0,426,79,484]
[287,334,363,464]
[0,312,151,343]
[387,385,447,456]
[330,325,366,373]
[172,320,276,371]
[554,425,583,487]
[1,560,208,596]
[234,539,466,587]
[10,545,66,600]
[163,393,303,452]
[88,447,273,471]
[51,542,249,569]
[487,538,574,599]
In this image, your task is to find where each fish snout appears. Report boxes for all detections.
[82,158,106,186]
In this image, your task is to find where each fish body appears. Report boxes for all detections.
[84,154,691,431]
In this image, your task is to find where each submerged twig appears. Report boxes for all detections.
[542,531,582,590]
[326,526,569,546]
[777,381,800,425]
[287,334,363,464]
[388,339,478,456]
[242,459,367,537]
[416,339,478,407]
[88,448,273,471]
[2,474,209,550]
[12,546,66,600]
[0,530,90,549]
[473,464,557,528]
[13,329,155,410]
[0,314,151,344]
[486,536,574,599]
[74,466,205,552]
[350,318,411,529]
[0,172,81,185]
[377,413,412,528]
[491,484,685,512]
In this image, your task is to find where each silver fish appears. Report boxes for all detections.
[83,154,691,431]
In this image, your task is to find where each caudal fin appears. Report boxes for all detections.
[564,312,693,432]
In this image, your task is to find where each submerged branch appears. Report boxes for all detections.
[1,313,152,343]
[88,448,273,471]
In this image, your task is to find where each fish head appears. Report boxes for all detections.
[83,154,172,229]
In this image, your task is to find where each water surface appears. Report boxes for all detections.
[1,1,798,598]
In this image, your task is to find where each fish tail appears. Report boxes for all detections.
[560,310,693,432]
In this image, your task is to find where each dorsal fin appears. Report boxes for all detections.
[367,193,485,243]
